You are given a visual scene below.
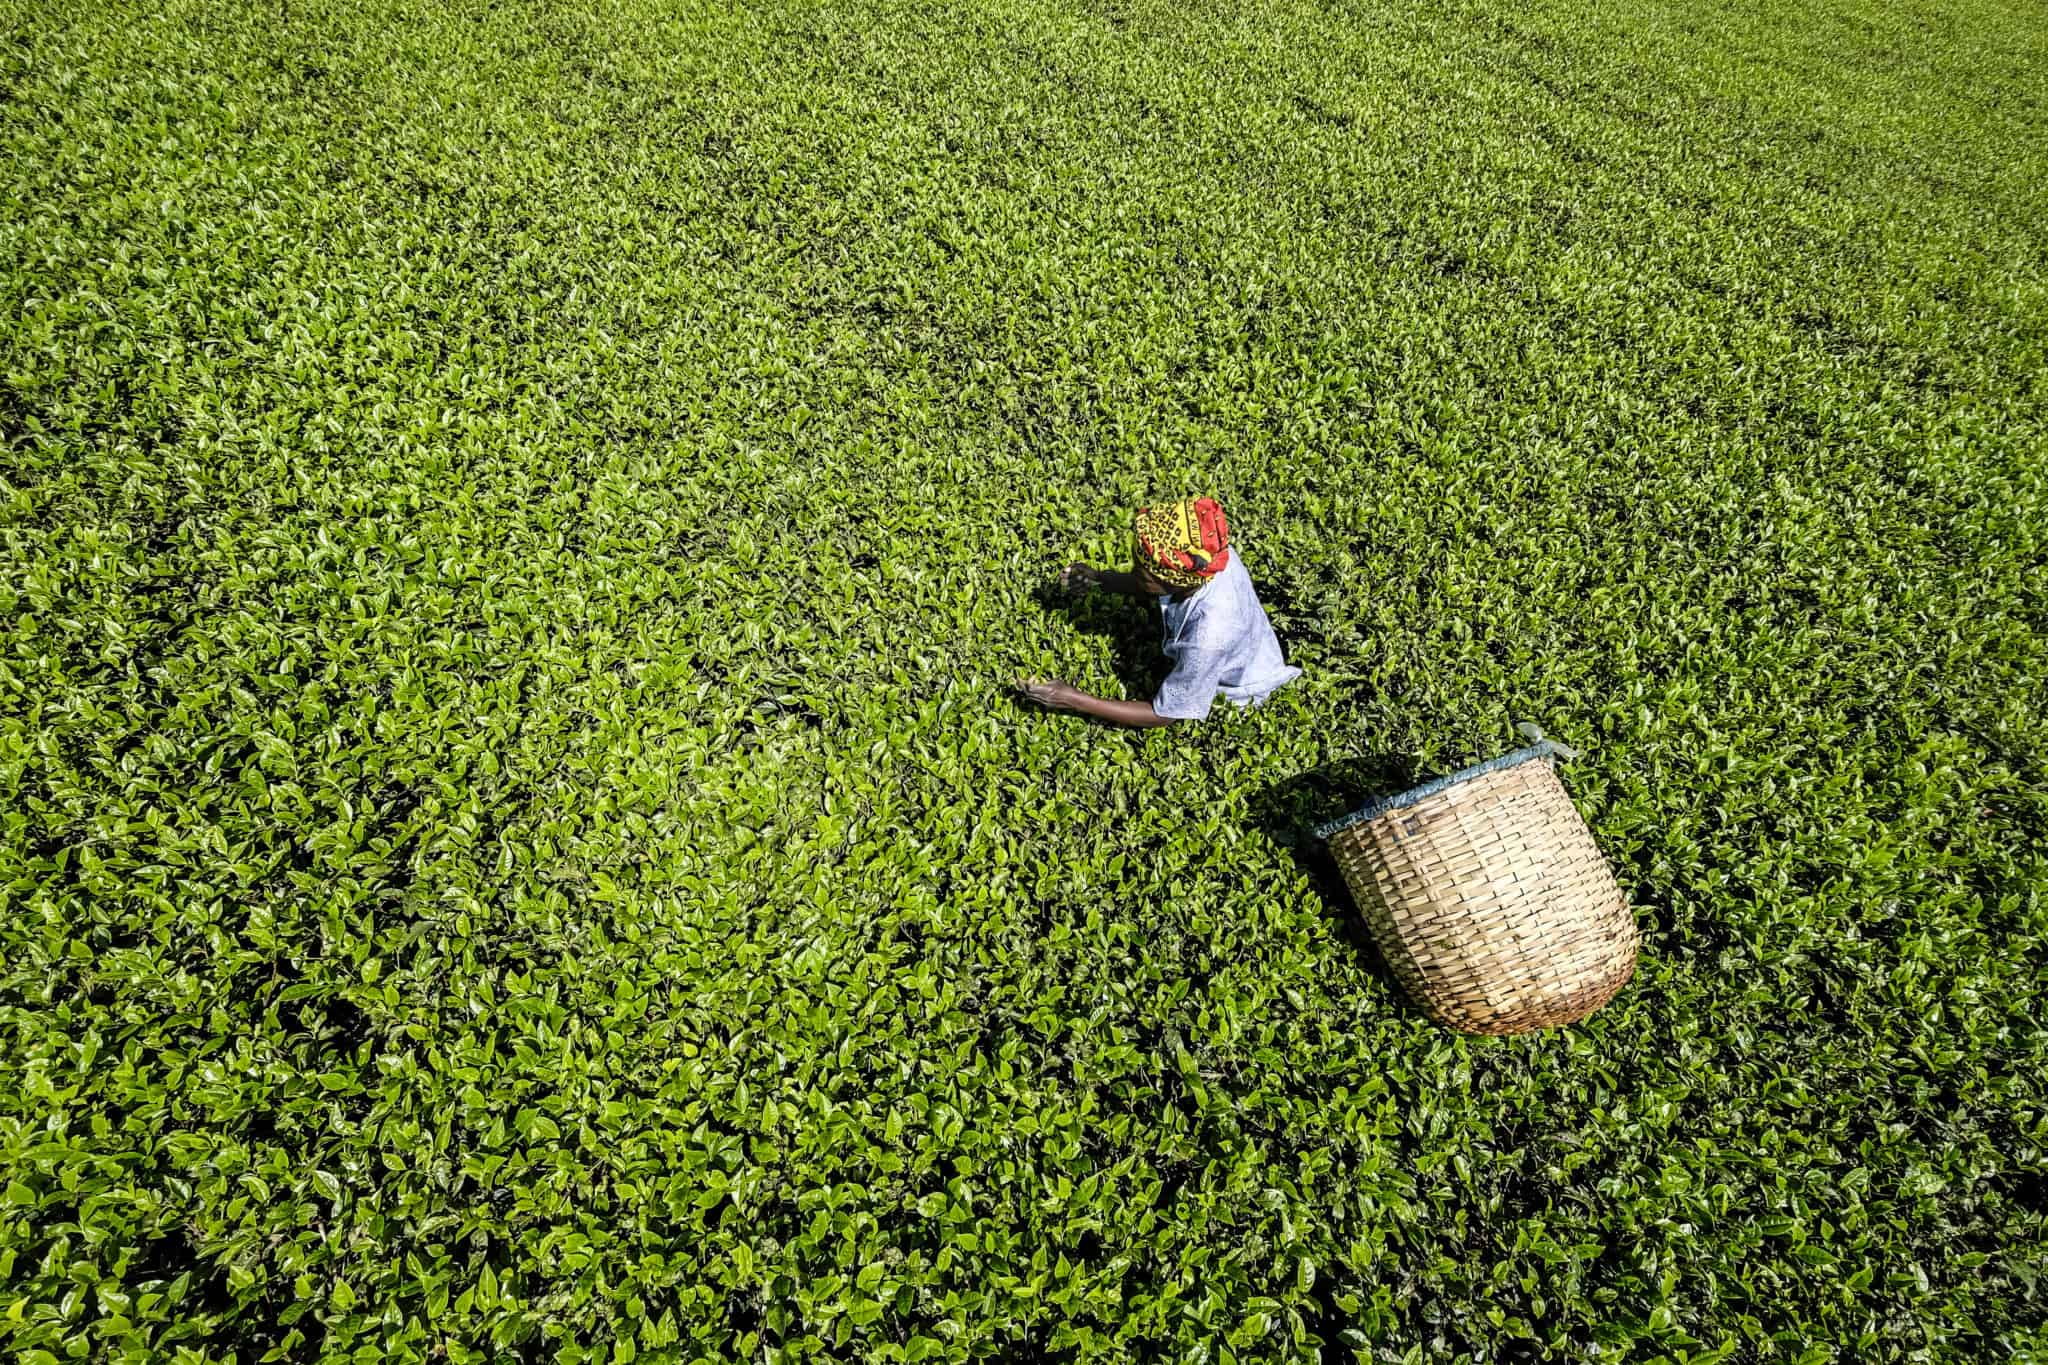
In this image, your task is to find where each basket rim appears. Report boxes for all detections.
[1312,740,1570,841]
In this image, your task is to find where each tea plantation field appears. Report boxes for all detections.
[4,0,2046,1358]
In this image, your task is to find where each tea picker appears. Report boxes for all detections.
[1017,496,1301,728]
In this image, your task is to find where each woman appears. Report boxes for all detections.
[1019,496,1300,727]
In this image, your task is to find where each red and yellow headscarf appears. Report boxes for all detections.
[1135,497,1231,590]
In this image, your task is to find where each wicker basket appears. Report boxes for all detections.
[1314,741,1636,1035]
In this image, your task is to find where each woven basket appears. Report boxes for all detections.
[1314,742,1636,1035]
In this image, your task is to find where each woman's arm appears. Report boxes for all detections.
[1058,689,1177,728]
[1017,679,1178,728]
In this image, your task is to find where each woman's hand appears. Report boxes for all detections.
[1016,676,1077,710]
[1057,563,1100,594]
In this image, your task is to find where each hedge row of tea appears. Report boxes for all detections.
[4,0,2045,1359]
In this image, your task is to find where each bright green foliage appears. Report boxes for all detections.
[3,0,2046,1358]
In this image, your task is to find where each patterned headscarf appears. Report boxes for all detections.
[1134,497,1231,590]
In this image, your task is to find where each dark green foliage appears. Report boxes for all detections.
[3,0,2046,1359]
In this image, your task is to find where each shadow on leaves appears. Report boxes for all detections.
[1246,754,1417,974]
[1027,581,1168,702]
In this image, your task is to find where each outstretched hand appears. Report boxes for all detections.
[1016,676,1076,710]
[1057,563,1099,594]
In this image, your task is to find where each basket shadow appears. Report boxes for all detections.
[1028,581,1168,702]
[1246,755,1418,981]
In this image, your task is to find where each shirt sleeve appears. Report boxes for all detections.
[1153,648,1230,721]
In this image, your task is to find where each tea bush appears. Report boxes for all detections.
[3,0,2045,1360]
